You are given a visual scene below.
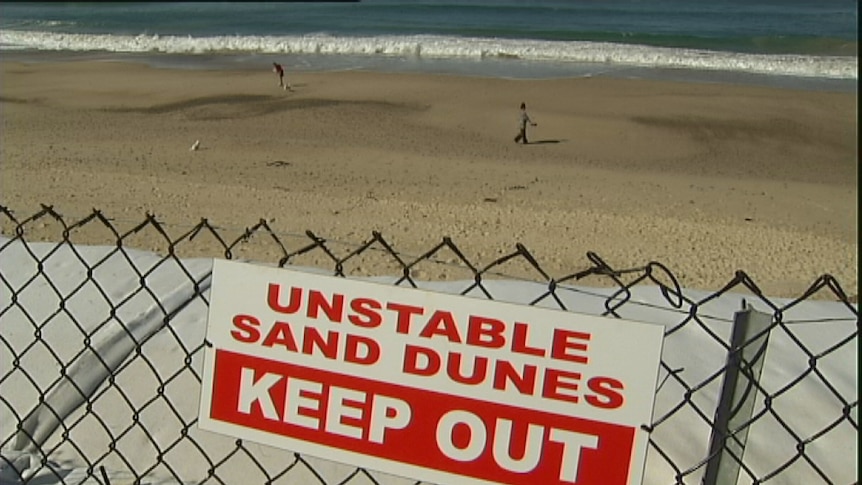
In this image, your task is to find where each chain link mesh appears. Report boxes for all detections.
[0,205,856,484]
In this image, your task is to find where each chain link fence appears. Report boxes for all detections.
[0,205,857,485]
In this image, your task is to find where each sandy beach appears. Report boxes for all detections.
[0,60,857,298]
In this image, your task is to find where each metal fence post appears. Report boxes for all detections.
[702,301,772,485]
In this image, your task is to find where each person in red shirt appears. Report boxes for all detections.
[272,62,290,90]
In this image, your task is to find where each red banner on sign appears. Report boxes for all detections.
[210,349,634,485]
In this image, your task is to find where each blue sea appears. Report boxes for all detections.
[0,1,857,90]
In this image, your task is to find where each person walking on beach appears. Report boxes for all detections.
[514,102,537,144]
[272,62,290,90]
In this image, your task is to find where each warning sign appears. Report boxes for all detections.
[199,259,664,485]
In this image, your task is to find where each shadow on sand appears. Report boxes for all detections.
[525,139,563,145]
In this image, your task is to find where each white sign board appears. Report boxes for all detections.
[199,259,664,485]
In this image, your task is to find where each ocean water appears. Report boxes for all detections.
[0,1,857,90]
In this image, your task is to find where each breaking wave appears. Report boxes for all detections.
[0,30,856,80]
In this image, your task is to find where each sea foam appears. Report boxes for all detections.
[0,30,856,80]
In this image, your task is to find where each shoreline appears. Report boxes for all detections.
[0,49,857,93]
[0,59,857,298]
